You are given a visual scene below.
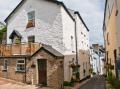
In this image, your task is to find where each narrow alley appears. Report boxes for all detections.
[79,75,106,89]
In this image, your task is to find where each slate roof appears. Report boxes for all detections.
[42,44,64,57]
[68,9,89,31]
[32,44,64,58]
[68,9,75,17]
[9,30,22,39]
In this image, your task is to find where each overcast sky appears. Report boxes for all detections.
[0,0,105,45]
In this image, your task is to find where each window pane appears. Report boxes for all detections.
[17,64,25,71]
[28,36,35,43]
[4,60,7,70]
[18,60,24,63]
[28,11,35,20]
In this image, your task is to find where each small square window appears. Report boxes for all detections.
[16,59,25,72]
[3,59,8,71]
[28,36,35,43]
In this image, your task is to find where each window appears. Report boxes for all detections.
[71,36,74,52]
[83,62,84,69]
[3,59,8,70]
[28,36,35,43]
[12,36,21,44]
[27,11,35,28]
[119,47,120,54]
[115,0,118,16]
[86,62,87,69]
[107,33,110,45]
[16,59,25,72]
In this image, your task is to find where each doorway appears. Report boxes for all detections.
[38,59,47,85]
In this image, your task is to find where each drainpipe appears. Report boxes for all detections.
[74,13,79,73]
[75,21,79,66]
[24,57,27,83]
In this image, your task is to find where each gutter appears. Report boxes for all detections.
[24,57,27,83]
[73,14,79,72]
[75,20,78,65]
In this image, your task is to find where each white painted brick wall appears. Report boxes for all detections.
[7,0,64,53]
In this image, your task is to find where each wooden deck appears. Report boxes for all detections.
[0,43,42,57]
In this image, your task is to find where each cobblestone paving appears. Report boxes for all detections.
[79,75,106,89]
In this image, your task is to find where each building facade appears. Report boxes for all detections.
[90,44,105,75]
[103,0,120,77]
[0,44,64,89]
[0,0,90,83]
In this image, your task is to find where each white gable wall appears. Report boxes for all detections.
[61,7,76,55]
[7,0,64,53]
[75,15,89,51]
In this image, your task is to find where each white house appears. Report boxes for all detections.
[90,44,105,75]
[5,0,90,82]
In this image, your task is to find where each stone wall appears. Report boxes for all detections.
[0,48,64,89]
[26,49,64,89]
[0,58,25,82]
[79,50,90,80]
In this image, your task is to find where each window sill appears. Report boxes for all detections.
[2,69,7,72]
[15,70,25,73]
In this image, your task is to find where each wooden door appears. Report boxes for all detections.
[38,59,47,85]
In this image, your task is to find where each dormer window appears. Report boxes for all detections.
[9,30,22,44]
[27,11,35,28]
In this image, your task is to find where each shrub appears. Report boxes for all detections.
[63,81,71,86]
[76,72,80,80]
[107,71,120,89]
[92,72,96,75]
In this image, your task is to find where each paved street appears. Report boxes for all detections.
[0,78,51,89]
[79,75,106,89]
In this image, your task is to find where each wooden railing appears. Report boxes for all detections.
[0,43,42,57]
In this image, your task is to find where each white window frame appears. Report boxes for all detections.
[16,59,25,72]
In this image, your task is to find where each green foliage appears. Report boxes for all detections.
[76,72,80,80]
[63,81,71,86]
[0,27,7,43]
[107,71,120,89]
[92,72,96,75]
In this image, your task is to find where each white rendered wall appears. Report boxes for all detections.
[7,0,64,53]
[61,6,76,81]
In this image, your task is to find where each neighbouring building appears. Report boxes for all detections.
[90,44,105,75]
[0,44,64,89]
[67,10,90,81]
[103,0,120,78]
[0,0,90,86]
